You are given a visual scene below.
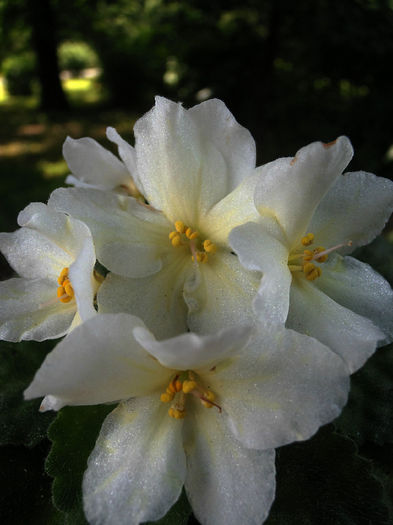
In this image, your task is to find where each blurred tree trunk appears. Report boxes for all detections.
[27,0,68,111]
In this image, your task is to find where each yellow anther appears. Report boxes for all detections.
[185,227,199,240]
[301,233,314,246]
[169,231,178,240]
[57,286,65,298]
[57,267,69,285]
[182,380,197,394]
[63,280,74,298]
[194,252,208,263]
[171,233,182,247]
[175,221,186,233]
[168,407,186,419]
[313,247,328,263]
[204,391,215,402]
[303,249,313,262]
[203,239,217,253]
[160,392,174,403]
[200,390,216,409]
[303,262,322,281]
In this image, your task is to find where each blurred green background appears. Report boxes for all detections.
[1,1,393,524]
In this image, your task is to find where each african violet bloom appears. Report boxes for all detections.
[229,137,393,372]
[25,313,349,525]
[48,96,264,339]
[0,203,99,341]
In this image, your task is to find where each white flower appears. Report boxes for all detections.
[24,313,349,525]
[49,97,265,339]
[229,137,393,373]
[0,202,99,341]
[64,128,141,198]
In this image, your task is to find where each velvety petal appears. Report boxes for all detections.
[49,187,171,278]
[184,251,260,334]
[133,97,238,224]
[83,396,186,525]
[207,327,349,450]
[63,136,131,190]
[199,167,262,245]
[0,203,92,279]
[184,403,275,525]
[106,126,141,192]
[188,98,256,190]
[315,255,393,346]
[287,276,384,373]
[68,237,97,322]
[229,219,291,324]
[97,254,190,339]
[308,171,393,254]
[0,277,75,342]
[254,137,353,246]
[133,324,252,371]
[24,314,170,408]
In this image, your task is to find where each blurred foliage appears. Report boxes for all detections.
[2,52,36,95]
[58,41,99,76]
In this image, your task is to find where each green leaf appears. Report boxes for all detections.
[46,404,115,523]
[335,343,393,446]
[0,442,63,524]
[0,339,57,447]
[266,426,390,525]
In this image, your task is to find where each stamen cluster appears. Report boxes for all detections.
[169,220,217,263]
[57,267,75,303]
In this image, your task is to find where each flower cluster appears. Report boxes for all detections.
[1,97,393,525]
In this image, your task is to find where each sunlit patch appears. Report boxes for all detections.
[288,232,352,281]
[161,371,221,419]
[57,267,74,303]
[168,220,217,264]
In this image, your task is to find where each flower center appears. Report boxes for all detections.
[160,371,221,419]
[57,267,75,303]
[168,220,217,264]
[288,232,352,281]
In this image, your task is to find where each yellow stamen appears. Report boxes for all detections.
[301,233,314,246]
[168,407,186,419]
[182,380,197,394]
[160,392,174,403]
[170,220,217,263]
[175,221,186,233]
[203,239,217,253]
[303,262,322,281]
[171,233,182,247]
[57,268,75,303]
[57,267,69,285]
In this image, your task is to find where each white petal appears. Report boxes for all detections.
[184,404,275,525]
[97,257,189,340]
[188,98,256,190]
[0,203,91,279]
[133,324,252,371]
[83,396,186,525]
[255,137,353,245]
[24,313,170,407]
[229,219,291,324]
[308,171,393,254]
[200,166,262,245]
[184,251,260,334]
[208,327,349,450]
[106,126,141,191]
[134,96,238,224]
[63,136,131,190]
[315,255,393,346]
[49,187,171,278]
[287,276,384,373]
[0,277,75,342]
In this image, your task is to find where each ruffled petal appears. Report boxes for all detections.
[200,166,262,245]
[133,324,252,371]
[184,251,260,334]
[229,219,291,324]
[0,203,91,279]
[308,171,393,254]
[97,255,190,340]
[188,98,256,190]
[49,187,171,278]
[24,313,170,408]
[83,396,186,525]
[0,277,75,342]
[133,97,247,224]
[106,126,141,193]
[207,327,349,450]
[315,255,393,346]
[287,276,384,373]
[254,137,353,246]
[184,404,275,525]
[63,136,131,190]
